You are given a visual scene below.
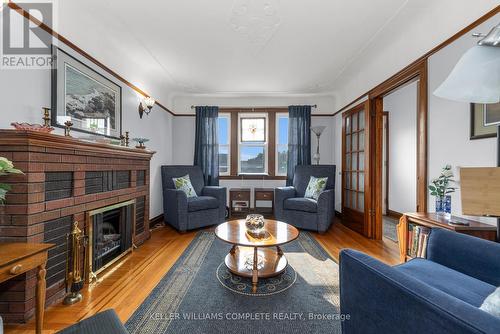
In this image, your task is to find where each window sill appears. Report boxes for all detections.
[220,175,286,180]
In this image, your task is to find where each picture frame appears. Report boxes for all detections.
[51,46,122,139]
[470,103,499,140]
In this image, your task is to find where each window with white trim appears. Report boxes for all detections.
[218,113,230,176]
[276,113,289,176]
[238,113,268,174]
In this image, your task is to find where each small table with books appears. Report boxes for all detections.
[397,212,497,263]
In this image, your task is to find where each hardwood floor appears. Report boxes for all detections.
[5,219,399,333]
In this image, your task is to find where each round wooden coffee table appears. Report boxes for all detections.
[215,219,299,292]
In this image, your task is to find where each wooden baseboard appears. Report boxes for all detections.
[149,214,165,229]
[386,210,403,220]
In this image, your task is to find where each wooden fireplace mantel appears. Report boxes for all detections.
[0,130,155,324]
[0,130,156,158]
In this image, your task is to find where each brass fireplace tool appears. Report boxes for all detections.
[64,222,86,305]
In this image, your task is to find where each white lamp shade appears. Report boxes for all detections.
[434,45,500,104]
[311,126,326,136]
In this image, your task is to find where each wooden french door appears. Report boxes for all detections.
[342,101,373,237]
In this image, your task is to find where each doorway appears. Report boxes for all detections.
[341,60,428,240]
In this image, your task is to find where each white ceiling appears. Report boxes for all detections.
[51,0,497,112]
[54,0,410,105]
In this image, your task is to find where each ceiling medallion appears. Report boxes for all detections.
[229,0,281,50]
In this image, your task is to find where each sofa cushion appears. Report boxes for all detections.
[284,198,318,213]
[395,258,496,307]
[304,176,328,200]
[187,196,219,212]
[172,174,198,198]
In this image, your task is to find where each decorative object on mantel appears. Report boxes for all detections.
[64,119,74,136]
[133,137,149,149]
[0,157,23,204]
[63,222,86,305]
[10,122,54,133]
[125,131,130,147]
[42,107,51,127]
[52,46,122,139]
[428,165,457,220]
[120,134,126,146]
[311,125,327,165]
[138,96,155,119]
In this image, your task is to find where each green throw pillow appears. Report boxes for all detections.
[304,176,328,201]
[172,174,197,198]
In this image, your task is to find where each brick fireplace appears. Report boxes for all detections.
[0,130,155,323]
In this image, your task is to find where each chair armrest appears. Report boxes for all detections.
[202,186,227,222]
[317,189,334,233]
[340,249,500,334]
[426,228,500,286]
[274,187,296,220]
[163,189,188,232]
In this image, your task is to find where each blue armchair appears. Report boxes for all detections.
[340,228,500,334]
[275,165,336,233]
[161,165,226,232]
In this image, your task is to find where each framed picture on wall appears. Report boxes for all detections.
[470,103,500,140]
[51,46,122,139]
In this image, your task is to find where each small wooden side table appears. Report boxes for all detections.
[229,188,251,218]
[397,212,497,263]
[0,243,55,334]
[254,188,274,217]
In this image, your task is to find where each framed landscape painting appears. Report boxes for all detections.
[470,103,499,140]
[51,46,122,138]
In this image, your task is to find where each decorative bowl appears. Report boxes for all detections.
[132,137,149,149]
[245,214,265,235]
[11,122,54,133]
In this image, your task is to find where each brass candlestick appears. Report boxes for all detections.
[42,107,51,127]
[125,131,130,147]
[64,121,73,136]
[64,222,85,305]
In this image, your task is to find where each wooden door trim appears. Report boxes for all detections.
[383,111,389,214]
[367,60,428,240]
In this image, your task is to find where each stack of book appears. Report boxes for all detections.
[407,224,431,258]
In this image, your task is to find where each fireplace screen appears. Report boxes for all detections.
[86,200,134,282]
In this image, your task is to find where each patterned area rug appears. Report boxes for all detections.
[125,231,342,334]
[216,262,297,296]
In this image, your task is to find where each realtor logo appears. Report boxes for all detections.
[1,1,54,69]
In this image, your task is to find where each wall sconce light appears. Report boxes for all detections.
[138,96,155,119]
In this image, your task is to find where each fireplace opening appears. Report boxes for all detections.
[86,200,134,282]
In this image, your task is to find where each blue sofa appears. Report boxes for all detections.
[275,165,336,233]
[340,228,500,333]
[161,165,226,232]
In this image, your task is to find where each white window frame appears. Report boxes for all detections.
[275,113,289,176]
[238,112,268,175]
[218,113,231,176]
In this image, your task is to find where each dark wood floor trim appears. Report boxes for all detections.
[8,1,176,117]
[386,210,403,220]
[149,214,165,228]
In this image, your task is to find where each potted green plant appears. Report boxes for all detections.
[428,164,456,218]
[0,157,23,204]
